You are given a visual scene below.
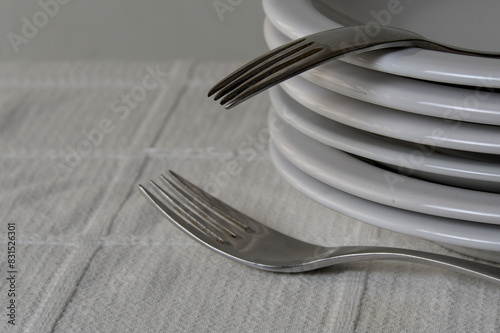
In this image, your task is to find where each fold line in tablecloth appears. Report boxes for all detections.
[352,263,371,333]
[47,245,103,333]
[102,61,197,237]
[21,60,196,332]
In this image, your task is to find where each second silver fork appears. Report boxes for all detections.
[208,25,500,109]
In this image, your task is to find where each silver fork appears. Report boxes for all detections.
[139,171,500,284]
[208,25,500,109]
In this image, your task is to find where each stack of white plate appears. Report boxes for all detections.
[263,0,500,262]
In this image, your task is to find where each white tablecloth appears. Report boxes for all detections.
[1,61,499,333]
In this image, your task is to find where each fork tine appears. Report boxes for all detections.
[149,180,230,241]
[159,174,238,238]
[220,47,325,108]
[212,41,316,101]
[138,184,226,246]
[168,170,259,232]
[208,37,307,98]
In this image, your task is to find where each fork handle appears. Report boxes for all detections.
[324,246,500,284]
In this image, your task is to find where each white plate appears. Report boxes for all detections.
[269,86,500,193]
[269,141,500,261]
[279,74,500,155]
[269,114,500,224]
[264,19,500,126]
[263,0,500,88]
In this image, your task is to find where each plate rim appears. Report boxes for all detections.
[263,0,500,88]
[269,138,500,251]
[263,18,500,126]
[269,86,500,187]
[279,75,500,154]
[269,111,500,224]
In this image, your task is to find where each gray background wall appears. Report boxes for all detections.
[0,0,268,61]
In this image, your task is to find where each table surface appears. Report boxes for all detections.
[1,61,499,333]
